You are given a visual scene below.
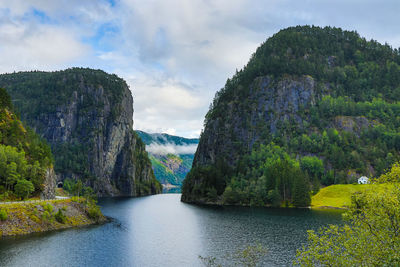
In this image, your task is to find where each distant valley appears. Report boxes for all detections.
[136,131,199,189]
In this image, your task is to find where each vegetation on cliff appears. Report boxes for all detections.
[182,26,400,206]
[0,88,53,200]
[0,68,160,196]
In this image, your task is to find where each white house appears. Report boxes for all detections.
[358,176,369,184]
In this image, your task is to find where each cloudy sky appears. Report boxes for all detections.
[0,0,399,137]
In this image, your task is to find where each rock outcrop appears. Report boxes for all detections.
[182,26,400,204]
[40,168,56,200]
[0,68,161,196]
[194,75,320,168]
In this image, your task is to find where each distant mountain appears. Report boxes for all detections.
[136,131,199,188]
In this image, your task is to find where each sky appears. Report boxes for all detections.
[0,0,399,138]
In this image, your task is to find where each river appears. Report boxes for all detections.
[0,194,342,266]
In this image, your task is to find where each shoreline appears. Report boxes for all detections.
[0,199,107,237]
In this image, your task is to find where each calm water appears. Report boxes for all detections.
[0,194,342,266]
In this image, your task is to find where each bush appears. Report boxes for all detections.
[87,201,102,221]
[42,210,52,222]
[0,209,8,221]
[55,209,67,224]
[43,203,53,213]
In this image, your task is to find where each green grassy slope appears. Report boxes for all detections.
[311,183,391,208]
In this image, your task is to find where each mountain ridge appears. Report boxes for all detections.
[182,25,400,206]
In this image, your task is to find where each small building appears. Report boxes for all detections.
[358,176,369,184]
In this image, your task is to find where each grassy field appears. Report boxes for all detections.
[311,184,390,209]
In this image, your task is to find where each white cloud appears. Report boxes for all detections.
[146,143,198,155]
[1,0,400,138]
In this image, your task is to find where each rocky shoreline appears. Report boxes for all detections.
[0,199,107,237]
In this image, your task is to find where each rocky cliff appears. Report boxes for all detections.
[194,75,319,168]
[0,68,161,196]
[182,26,400,204]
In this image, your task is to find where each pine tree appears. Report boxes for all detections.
[292,174,311,207]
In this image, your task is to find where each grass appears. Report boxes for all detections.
[311,183,391,209]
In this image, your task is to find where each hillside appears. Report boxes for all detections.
[310,184,390,209]
[0,68,161,197]
[136,130,198,187]
[182,26,400,206]
[0,88,55,200]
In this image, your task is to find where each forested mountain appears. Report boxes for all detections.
[182,26,400,207]
[0,88,55,200]
[0,68,161,196]
[136,130,199,187]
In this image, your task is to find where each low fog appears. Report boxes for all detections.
[146,143,198,155]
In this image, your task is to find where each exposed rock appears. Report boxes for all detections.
[0,69,161,196]
[40,168,56,200]
[194,75,320,168]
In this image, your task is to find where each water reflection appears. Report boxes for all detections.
[0,194,342,267]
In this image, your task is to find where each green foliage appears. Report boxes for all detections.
[86,199,102,221]
[62,178,96,201]
[186,142,312,207]
[292,174,311,207]
[0,208,8,221]
[183,26,400,205]
[0,89,53,200]
[0,88,12,110]
[296,163,400,266]
[0,68,147,194]
[132,131,162,194]
[55,209,67,224]
[14,179,35,199]
[43,203,54,213]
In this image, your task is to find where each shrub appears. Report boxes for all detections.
[43,203,53,213]
[55,209,67,224]
[87,201,102,221]
[0,209,8,221]
[42,210,51,222]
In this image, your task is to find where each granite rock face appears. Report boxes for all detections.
[194,75,320,168]
[0,68,161,196]
[40,168,56,200]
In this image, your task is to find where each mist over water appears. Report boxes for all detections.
[0,194,342,266]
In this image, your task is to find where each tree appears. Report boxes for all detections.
[295,163,400,266]
[14,179,34,200]
[6,162,20,191]
[73,180,83,197]
[292,173,311,207]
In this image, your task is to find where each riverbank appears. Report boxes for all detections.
[311,183,391,209]
[0,199,107,237]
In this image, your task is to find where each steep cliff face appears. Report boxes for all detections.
[194,75,319,168]
[182,26,400,204]
[0,68,161,196]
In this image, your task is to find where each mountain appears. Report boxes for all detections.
[136,130,199,187]
[0,88,55,199]
[182,26,400,206]
[0,68,161,196]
